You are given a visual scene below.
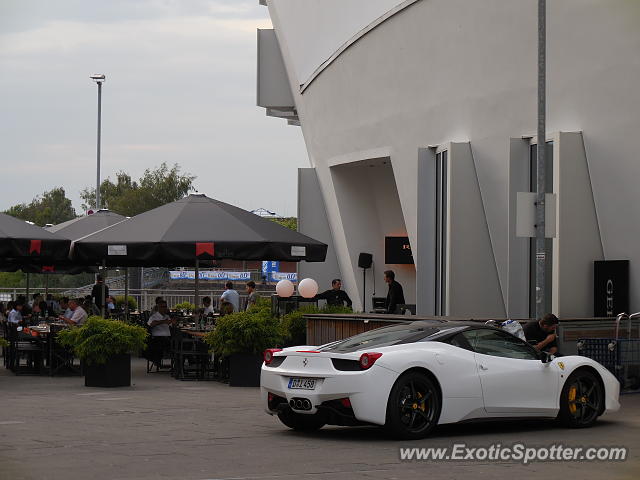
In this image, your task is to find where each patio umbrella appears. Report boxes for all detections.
[71,194,328,308]
[0,212,71,262]
[71,194,327,266]
[0,212,73,299]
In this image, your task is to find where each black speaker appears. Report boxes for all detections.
[358,253,373,269]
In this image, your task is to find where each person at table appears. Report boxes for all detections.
[315,279,353,308]
[220,281,240,312]
[61,299,87,326]
[523,313,559,355]
[245,281,259,311]
[202,296,214,316]
[59,297,73,320]
[45,294,59,315]
[91,275,109,312]
[147,300,175,367]
[106,296,116,317]
[384,270,405,314]
[7,301,24,325]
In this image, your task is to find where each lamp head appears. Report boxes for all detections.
[90,74,106,83]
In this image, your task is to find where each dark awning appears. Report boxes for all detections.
[71,194,327,267]
[0,212,71,262]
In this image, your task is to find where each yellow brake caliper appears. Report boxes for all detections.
[568,385,577,414]
[417,392,426,411]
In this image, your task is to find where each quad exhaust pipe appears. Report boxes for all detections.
[289,398,312,410]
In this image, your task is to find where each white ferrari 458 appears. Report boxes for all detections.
[260,321,620,439]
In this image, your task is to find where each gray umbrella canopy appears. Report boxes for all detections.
[72,194,327,267]
[0,212,71,262]
[46,210,127,240]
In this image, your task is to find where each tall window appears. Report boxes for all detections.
[529,142,553,317]
[435,151,448,316]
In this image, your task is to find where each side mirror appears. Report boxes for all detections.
[540,351,555,364]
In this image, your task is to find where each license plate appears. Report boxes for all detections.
[288,377,317,390]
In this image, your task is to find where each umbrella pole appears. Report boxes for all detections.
[194,259,200,317]
[25,272,30,301]
[124,267,129,321]
[101,259,107,318]
[45,273,49,297]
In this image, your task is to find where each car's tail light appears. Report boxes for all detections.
[264,348,282,365]
[340,397,352,408]
[359,352,383,370]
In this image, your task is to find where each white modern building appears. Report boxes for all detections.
[257,0,640,318]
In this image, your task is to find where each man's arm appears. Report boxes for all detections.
[533,332,557,351]
[341,291,352,308]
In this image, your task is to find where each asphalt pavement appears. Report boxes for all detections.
[1,358,638,480]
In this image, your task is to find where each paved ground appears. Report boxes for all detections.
[0,358,638,480]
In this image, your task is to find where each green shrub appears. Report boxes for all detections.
[0,337,8,348]
[204,301,282,357]
[57,316,148,365]
[174,301,196,312]
[279,304,353,346]
[115,295,137,311]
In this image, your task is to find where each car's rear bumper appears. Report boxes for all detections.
[260,364,398,425]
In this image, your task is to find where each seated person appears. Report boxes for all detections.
[147,300,175,367]
[59,297,73,320]
[202,296,214,316]
[60,299,88,326]
[523,313,559,355]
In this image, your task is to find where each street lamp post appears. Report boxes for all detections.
[90,74,106,210]
[535,0,547,320]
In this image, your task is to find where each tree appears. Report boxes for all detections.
[4,187,76,226]
[270,217,297,231]
[80,163,195,216]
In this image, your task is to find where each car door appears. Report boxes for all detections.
[461,328,560,415]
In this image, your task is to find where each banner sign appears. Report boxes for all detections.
[169,270,251,281]
[594,260,629,317]
[262,261,280,273]
[108,245,127,256]
[270,272,298,282]
[385,236,414,264]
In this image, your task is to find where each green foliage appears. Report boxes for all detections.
[115,295,137,311]
[0,271,95,289]
[174,301,196,312]
[80,163,195,216]
[280,304,353,346]
[269,217,297,231]
[4,187,76,226]
[56,316,148,365]
[0,272,24,288]
[204,299,282,357]
[0,337,8,348]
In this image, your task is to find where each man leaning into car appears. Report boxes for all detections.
[523,313,559,355]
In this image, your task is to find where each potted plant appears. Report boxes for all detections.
[174,301,196,314]
[204,299,282,387]
[115,295,138,312]
[57,316,148,387]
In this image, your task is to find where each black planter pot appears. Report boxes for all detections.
[228,353,263,387]
[84,353,131,387]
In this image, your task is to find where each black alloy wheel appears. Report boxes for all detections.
[385,371,441,439]
[558,369,604,428]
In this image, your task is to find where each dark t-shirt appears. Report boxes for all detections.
[523,321,557,349]
[316,289,352,307]
[91,283,109,307]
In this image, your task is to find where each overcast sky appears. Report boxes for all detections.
[0,0,308,217]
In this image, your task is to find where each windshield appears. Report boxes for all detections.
[318,324,440,353]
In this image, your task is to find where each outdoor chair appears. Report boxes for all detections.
[171,330,212,380]
[7,325,44,375]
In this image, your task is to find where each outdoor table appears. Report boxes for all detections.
[22,323,79,376]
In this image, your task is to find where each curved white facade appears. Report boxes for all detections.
[262,0,640,317]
